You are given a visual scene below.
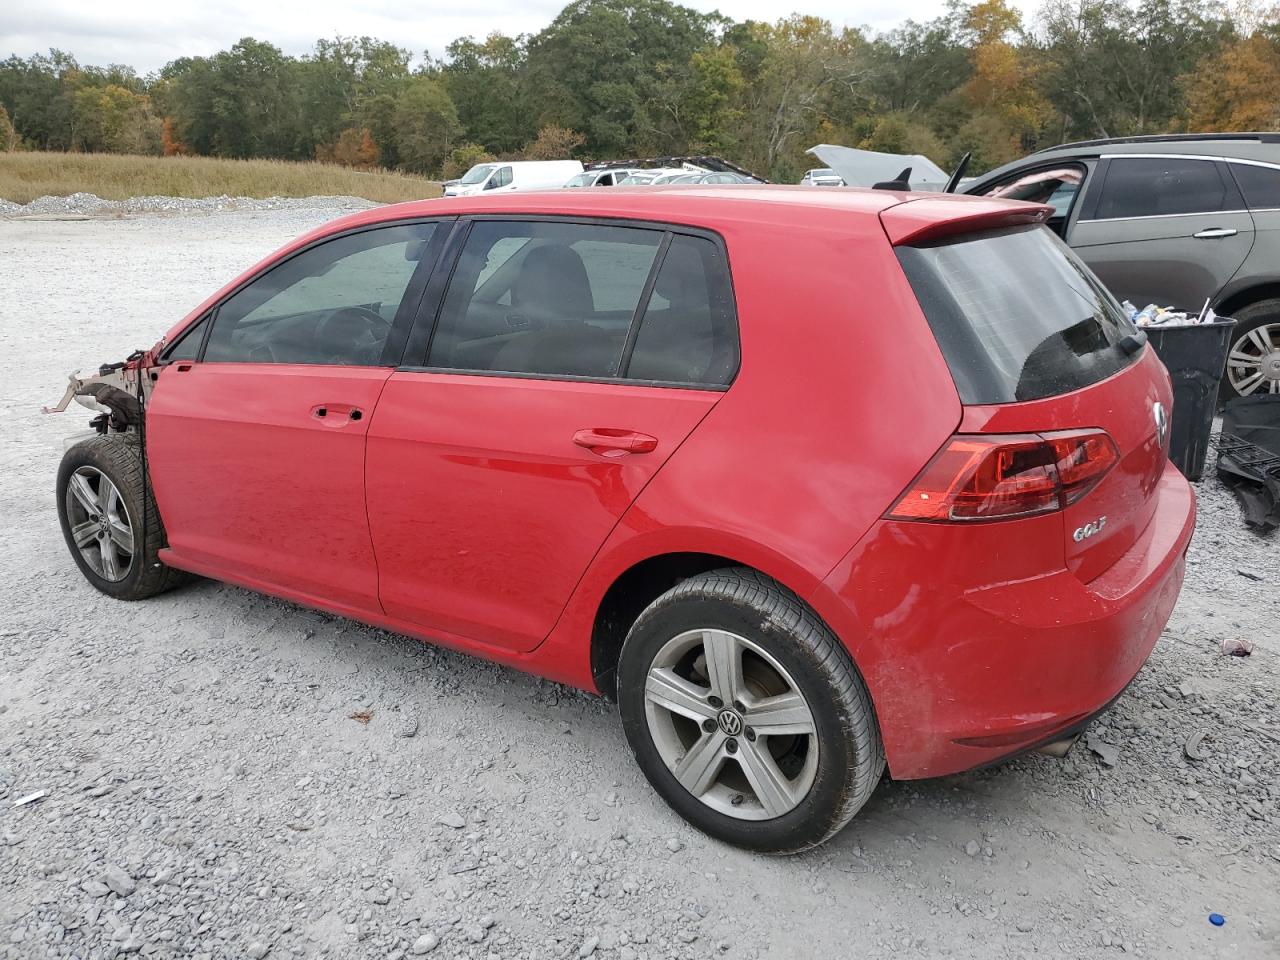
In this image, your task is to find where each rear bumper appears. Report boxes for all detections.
[815,461,1196,779]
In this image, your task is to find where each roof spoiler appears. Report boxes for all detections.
[880,196,1052,246]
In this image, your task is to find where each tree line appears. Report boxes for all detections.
[1,0,1278,182]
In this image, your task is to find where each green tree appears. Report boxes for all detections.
[444,33,531,154]
[393,76,462,173]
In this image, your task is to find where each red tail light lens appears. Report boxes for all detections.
[887,430,1118,522]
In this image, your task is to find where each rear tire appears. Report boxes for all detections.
[1222,299,1280,399]
[56,435,189,601]
[617,568,884,853]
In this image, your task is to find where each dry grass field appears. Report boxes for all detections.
[0,151,442,204]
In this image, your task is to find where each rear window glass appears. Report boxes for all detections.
[1230,163,1280,209]
[896,225,1138,404]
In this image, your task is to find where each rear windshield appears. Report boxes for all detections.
[896,225,1138,404]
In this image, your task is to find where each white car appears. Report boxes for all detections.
[563,168,640,188]
[444,160,584,197]
[800,168,845,187]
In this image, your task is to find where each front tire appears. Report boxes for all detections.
[617,568,884,853]
[56,435,188,600]
[1223,299,1280,399]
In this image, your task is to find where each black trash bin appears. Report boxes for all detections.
[1144,319,1235,481]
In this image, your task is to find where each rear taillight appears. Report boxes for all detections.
[887,429,1118,522]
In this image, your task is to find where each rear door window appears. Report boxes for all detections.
[425,221,663,378]
[897,225,1138,403]
[1094,157,1228,219]
[1229,162,1280,210]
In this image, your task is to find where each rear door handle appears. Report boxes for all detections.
[1193,227,1238,239]
[572,428,658,456]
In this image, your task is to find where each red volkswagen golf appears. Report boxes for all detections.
[51,187,1194,852]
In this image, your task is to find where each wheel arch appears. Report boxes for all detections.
[1215,282,1280,321]
[587,543,862,701]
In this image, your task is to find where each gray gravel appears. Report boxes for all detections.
[1,208,1278,960]
[2,193,378,219]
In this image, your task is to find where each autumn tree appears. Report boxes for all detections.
[522,123,585,159]
[1184,32,1280,129]
[441,142,495,179]
[0,103,18,151]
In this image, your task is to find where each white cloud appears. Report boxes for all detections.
[2,0,1039,73]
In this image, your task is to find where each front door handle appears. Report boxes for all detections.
[1193,227,1238,239]
[573,428,658,457]
[311,403,364,425]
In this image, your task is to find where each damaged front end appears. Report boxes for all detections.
[42,350,157,435]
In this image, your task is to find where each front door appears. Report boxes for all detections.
[147,220,443,611]
[1069,156,1255,310]
[367,220,741,652]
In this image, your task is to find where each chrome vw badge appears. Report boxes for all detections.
[716,709,743,736]
[1153,401,1169,446]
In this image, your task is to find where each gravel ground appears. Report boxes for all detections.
[1,208,1278,960]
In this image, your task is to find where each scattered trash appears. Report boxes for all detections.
[349,710,373,725]
[1209,913,1226,926]
[12,791,46,807]
[1221,638,1254,657]
[1184,730,1209,761]
[1123,299,1218,327]
[1086,735,1121,768]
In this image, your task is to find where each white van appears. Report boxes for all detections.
[443,160,584,197]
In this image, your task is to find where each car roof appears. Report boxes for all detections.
[299,186,1049,247]
[163,186,1047,346]
[968,133,1280,190]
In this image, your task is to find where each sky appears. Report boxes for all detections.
[1,0,1036,74]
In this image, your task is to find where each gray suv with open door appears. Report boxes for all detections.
[965,133,1280,398]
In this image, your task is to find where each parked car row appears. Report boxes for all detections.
[445,158,764,197]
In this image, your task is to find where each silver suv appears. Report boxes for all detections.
[965,133,1280,398]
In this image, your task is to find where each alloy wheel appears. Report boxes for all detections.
[65,466,135,582]
[643,628,819,820]
[1227,322,1280,396]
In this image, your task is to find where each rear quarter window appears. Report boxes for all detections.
[897,225,1138,404]
[1230,162,1280,210]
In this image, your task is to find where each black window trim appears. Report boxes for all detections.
[397,213,740,392]
[158,310,214,363]
[166,216,456,368]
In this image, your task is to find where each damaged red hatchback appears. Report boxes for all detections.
[50,187,1194,852]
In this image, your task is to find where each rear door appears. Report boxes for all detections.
[147,220,445,611]
[1070,155,1254,310]
[366,219,740,652]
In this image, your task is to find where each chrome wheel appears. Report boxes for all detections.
[65,466,134,582]
[643,629,818,821]
[1227,322,1280,396]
